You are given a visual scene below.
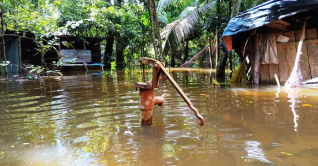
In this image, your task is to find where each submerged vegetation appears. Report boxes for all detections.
[1,0,263,76]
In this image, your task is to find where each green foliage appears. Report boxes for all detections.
[27,64,63,77]
[4,1,58,35]
[160,1,216,57]
[0,61,10,66]
[27,65,44,75]
[2,0,266,70]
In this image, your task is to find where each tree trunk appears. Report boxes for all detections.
[228,52,233,79]
[231,0,242,18]
[216,0,242,81]
[148,0,163,60]
[116,46,125,70]
[215,0,220,68]
[104,31,114,70]
[171,49,176,67]
[151,0,163,58]
[216,52,228,82]
[208,37,213,68]
[183,40,189,63]
[41,52,48,70]
[148,0,159,58]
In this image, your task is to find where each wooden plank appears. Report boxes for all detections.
[295,29,312,81]
[275,33,282,41]
[276,20,290,26]
[305,28,318,78]
[284,31,295,41]
[307,41,318,78]
[264,20,290,32]
[306,28,317,40]
[269,64,279,84]
[295,29,303,41]
[277,43,289,83]
[275,32,289,83]
[276,38,318,46]
[60,49,91,63]
[261,33,278,64]
[283,31,296,76]
[300,44,311,81]
[260,64,270,84]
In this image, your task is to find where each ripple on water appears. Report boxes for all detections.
[2,71,318,165]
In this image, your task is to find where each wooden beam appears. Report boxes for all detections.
[254,30,260,85]
[277,38,318,46]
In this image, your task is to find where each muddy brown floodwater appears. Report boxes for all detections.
[1,69,318,166]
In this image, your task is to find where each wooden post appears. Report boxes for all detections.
[254,30,260,85]
[18,36,22,74]
[0,6,5,62]
[83,42,86,50]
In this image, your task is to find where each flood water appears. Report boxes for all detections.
[1,69,318,166]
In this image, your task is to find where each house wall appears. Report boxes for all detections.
[58,38,102,63]
[0,36,20,76]
[259,28,318,84]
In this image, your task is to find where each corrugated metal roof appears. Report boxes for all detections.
[222,0,318,37]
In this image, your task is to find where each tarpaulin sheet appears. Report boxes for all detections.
[222,0,318,37]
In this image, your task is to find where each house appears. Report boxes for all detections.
[0,32,103,76]
[55,35,104,70]
[0,32,38,77]
[222,0,318,84]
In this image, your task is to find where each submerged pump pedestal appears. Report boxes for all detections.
[134,57,205,126]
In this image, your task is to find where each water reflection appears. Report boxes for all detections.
[286,88,300,131]
[1,70,318,165]
[244,141,271,163]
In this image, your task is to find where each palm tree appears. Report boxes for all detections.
[158,0,216,58]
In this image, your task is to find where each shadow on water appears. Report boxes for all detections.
[1,69,318,165]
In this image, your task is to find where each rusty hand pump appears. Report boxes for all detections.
[135,57,205,126]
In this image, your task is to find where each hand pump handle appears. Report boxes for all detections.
[139,57,205,126]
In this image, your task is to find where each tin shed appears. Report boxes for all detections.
[222,0,318,84]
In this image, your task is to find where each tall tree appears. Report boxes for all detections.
[147,0,163,60]
[160,0,217,61]
[231,0,242,18]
